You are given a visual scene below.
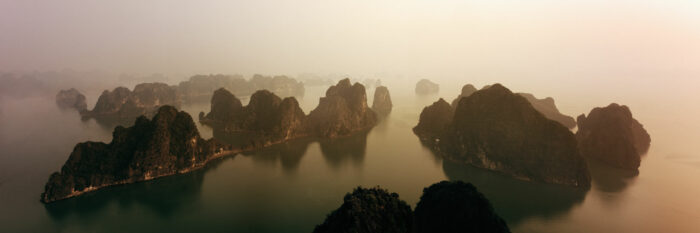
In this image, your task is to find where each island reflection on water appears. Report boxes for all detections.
[1,83,699,233]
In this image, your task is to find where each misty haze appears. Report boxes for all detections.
[1,1,700,233]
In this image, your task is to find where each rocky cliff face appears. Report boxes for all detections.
[82,83,181,121]
[313,186,413,233]
[414,84,591,188]
[415,79,439,95]
[41,106,228,203]
[308,79,378,138]
[414,181,511,233]
[518,93,576,129]
[576,103,651,170]
[55,88,87,112]
[371,86,392,116]
[450,84,477,107]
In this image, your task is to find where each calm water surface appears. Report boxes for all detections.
[1,84,699,233]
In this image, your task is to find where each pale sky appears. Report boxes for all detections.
[1,0,700,155]
[1,0,699,89]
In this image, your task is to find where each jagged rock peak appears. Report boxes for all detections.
[414,181,511,233]
[312,186,413,233]
[41,105,223,203]
[308,79,378,138]
[371,86,392,116]
[576,103,651,170]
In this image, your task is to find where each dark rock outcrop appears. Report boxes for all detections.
[576,103,651,170]
[371,86,392,116]
[518,93,576,129]
[450,84,477,107]
[55,88,87,112]
[452,84,576,129]
[315,181,510,233]
[413,98,453,141]
[81,83,180,121]
[413,84,591,188]
[415,79,439,95]
[41,106,229,203]
[313,186,413,233]
[414,181,510,233]
[200,89,308,147]
[308,79,378,138]
[200,88,243,124]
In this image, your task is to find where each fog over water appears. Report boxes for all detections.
[1,0,700,232]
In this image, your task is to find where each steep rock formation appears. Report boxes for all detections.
[55,88,87,112]
[415,79,439,95]
[413,98,454,142]
[200,88,243,124]
[81,83,180,121]
[41,106,229,203]
[413,84,590,188]
[576,103,651,170]
[371,86,392,116]
[450,84,477,107]
[414,181,510,233]
[313,186,413,233]
[200,89,308,147]
[308,79,378,138]
[518,93,576,129]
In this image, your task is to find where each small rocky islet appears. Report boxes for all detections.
[415,79,439,95]
[576,103,651,170]
[313,180,510,233]
[371,86,392,116]
[55,88,87,112]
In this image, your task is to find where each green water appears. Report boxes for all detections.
[1,85,699,233]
